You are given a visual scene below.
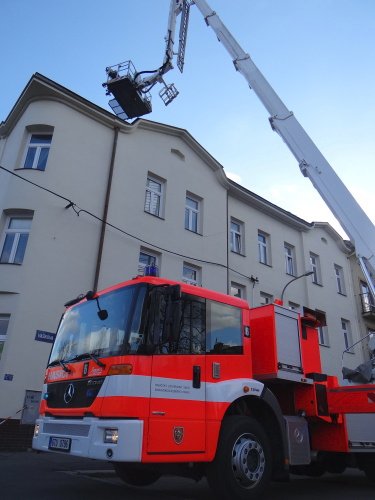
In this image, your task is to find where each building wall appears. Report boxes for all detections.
[0,75,370,425]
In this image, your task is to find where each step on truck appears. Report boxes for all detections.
[33,275,375,499]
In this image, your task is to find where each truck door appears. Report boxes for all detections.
[148,292,206,454]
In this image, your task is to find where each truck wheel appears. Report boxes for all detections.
[207,416,272,500]
[114,463,161,486]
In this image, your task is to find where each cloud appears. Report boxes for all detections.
[225,171,242,183]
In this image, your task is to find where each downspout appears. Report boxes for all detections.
[226,189,229,294]
[93,126,119,291]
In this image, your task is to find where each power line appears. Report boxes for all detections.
[0,165,257,283]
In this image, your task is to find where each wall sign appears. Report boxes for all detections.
[35,330,56,343]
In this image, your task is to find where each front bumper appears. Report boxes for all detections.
[32,416,143,462]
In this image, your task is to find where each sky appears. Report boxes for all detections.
[1,0,375,238]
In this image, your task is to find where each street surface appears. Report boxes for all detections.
[0,450,373,500]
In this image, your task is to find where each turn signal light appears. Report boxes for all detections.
[108,364,133,376]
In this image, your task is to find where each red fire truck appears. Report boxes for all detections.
[33,275,375,499]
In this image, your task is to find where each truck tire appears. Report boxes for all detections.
[207,415,272,500]
[114,463,161,486]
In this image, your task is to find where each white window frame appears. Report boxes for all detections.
[334,265,346,295]
[260,292,273,305]
[185,194,200,233]
[182,263,201,286]
[310,252,321,285]
[0,216,32,264]
[258,231,270,265]
[23,133,53,170]
[230,282,246,299]
[284,243,296,276]
[144,174,164,217]
[0,314,10,361]
[230,219,244,254]
[341,318,353,352]
[138,249,159,276]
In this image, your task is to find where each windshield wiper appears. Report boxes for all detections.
[70,352,106,368]
[47,358,71,373]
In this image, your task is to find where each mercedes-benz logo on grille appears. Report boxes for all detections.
[64,383,75,404]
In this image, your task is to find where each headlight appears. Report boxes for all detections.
[104,428,118,444]
[34,424,40,437]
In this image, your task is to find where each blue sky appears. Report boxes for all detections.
[2,0,374,237]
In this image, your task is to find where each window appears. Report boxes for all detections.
[309,252,321,285]
[230,219,243,254]
[288,301,300,312]
[316,311,329,346]
[0,315,10,361]
[0,216,32,264]
[341,319,353,352]
[185,195,200,233]
[360,281,375,314]
[334,265,346,295]
[23,134,52,170]
[258,231,270,265]
[144,174,164,217]
[182,263,201,286]
[260,292,273,305]
[206,301,243,354]
[230,282,246,299]
[284,243,296,276]
[138,249,159,275]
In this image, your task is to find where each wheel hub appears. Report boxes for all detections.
[232,433,265,487]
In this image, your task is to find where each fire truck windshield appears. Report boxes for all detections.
[48,284,148,365]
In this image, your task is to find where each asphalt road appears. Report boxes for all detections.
[0,450,373,500]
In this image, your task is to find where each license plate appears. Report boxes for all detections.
[48,436,71,452]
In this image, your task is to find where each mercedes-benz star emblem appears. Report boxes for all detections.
[64,383,75,404]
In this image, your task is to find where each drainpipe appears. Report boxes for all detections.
[93,126,119,291]
[226,190,230,294]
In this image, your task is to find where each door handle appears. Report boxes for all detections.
[193,365,201,389]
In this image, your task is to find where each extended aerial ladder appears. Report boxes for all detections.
[103,0,375,298]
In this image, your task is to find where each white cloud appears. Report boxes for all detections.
[225,171,242,183]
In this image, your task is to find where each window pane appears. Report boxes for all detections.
[37,147,50,170]
[24,147,37,168]
[13,233,29,264]
[139,252,156,267]
[30,134,52,144]
[191,211,198,232]
[186,197,198,210]
[0,316,10,336]
[206,301,242,354]
[147,179,161,193]
[183,266,196,281]
[0,341,5,360]
[0,234,15,263]
[9,218,32,230]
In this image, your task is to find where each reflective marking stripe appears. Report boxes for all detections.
[98,375,263,403]
[207,378,264,403]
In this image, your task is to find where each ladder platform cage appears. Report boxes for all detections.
[104,61,152,120]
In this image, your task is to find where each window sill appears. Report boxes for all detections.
[259,261,272,268]
[14,167,45,172]
[319,343,330,348]
[231,250,246,257]
[185,228,202,236]
[0,262,22,266]
[312,281,323,287]
[144,210,165,221]
[337,292,347,297]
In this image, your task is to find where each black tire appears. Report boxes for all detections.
[207,415,272,500]
[114,463,161,486]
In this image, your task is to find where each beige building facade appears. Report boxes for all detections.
[0,74,373,431]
